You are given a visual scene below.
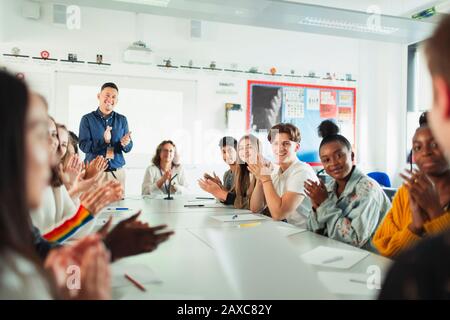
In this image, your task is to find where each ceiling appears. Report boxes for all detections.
[40,0,447,44]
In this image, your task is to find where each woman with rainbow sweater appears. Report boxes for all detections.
[30,110,123,243]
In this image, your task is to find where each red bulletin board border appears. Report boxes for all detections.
[247,80,357,166]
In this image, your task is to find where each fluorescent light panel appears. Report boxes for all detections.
[113,0,171,8]
[298,16,399,35]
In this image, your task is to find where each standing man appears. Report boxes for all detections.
[79,82,132,191]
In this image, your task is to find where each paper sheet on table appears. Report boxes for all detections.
[206,223,334,299]
[95,208,139,226]
[276,225,306,237]
[317,272,381,297]
[111,263,162,288]
[301,246,369,269]
[211,214,267,222]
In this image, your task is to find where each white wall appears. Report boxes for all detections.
[0,0,409,191]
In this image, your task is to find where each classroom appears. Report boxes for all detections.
[0,0,449,305]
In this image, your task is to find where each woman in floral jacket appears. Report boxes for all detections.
[304,120,391,251]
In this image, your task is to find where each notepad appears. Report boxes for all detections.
[111,263,162,288]
[210,214,267,222]
[317,272,382,297]
[301,246,369,269]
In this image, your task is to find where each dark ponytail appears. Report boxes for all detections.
[318,120,351,150]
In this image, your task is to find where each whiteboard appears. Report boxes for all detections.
[54,71,197,169]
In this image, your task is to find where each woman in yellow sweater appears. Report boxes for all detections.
[373,113,450,257]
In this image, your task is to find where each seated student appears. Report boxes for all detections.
[31,101,123,243]
[142,140,188,195]
[199,134,264,209]
[304,120,391,250]
[249,123,318,227]
[204,136,238,192]
[67,131,79,155]
[379,14,450,300]
[0,71,110,299]
[373,113,450,257]
[57,124,108,198]
[60,129,80,169]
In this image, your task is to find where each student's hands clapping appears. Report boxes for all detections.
[84,155,108,179]
[400,169,444,219]
[407,191,428,235]
[198,178,222,194]
[400,169,446,234]
[247,160,273,182]
[44,234,111,300]
[203,172,223,188]
[79,180,123,215]
[99,211,174,261]
[69,170,103,199]
[304,179,328,209]
[59,154,83,189]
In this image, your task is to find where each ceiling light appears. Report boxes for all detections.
[113,0,171,7]
[298,17,399,35]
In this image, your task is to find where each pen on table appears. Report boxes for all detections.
[184,204,205,207]
[107,207,130,211]
[349,278,367,285]
[124,273,146,292]
[322,256,344,264]
[195,197,215,200]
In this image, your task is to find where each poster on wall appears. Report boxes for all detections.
[248,80,356,165]
[284,87,305,119]
[320,90,337,118]
[249,84,282,131]
[337,90,354,107]
[306,88,320,111]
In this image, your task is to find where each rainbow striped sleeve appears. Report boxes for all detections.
[43,205,94,243]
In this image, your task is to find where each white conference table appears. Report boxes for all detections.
[101,195,392,300]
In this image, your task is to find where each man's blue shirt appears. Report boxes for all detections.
[79,108,132,169]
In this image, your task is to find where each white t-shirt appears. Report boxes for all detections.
[271,159,319,228]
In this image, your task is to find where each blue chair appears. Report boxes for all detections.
[367,171,391,188]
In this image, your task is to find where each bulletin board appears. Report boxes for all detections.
[247,80,356,166]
